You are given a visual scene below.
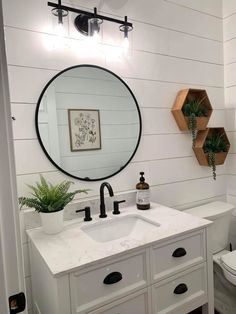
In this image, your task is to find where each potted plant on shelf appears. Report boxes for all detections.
[19,175,88,234]
[171,89,213,146]
[193,128,230,181]
[182,97,208,146]
[203,132,228,180]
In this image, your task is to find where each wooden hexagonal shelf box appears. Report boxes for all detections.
[171,89,213,131]
[193,127,230,166]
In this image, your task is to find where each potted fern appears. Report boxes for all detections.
[203,132,228,180]
[182,97,208,146]
[19,175,88,234]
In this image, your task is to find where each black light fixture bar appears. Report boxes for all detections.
[57,0,62,23]
[48,2,133,28]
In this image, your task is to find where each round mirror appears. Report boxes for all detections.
[35,65,142,181]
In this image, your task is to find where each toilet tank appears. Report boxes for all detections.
[185,201,234,254]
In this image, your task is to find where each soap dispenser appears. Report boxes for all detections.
[136,172,150,210]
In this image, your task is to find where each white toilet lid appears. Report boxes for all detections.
[221,251,236,276]
[185,201,234,220]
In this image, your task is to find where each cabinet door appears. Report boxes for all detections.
[88,289,150,314]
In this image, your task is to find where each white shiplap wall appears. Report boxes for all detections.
[223,0,236,249]
[2,0,225,313]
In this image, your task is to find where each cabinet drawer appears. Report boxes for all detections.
[88,289,149,314]
[151,231,205,281]
[152,264,207,314]
[70,250,148,314]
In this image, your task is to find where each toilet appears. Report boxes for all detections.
[185,201,236,285]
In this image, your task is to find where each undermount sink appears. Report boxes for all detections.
[81,214,160,243]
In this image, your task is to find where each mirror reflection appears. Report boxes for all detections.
[36,65,141,181]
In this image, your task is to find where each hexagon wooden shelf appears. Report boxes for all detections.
[171,89,213,131]
[193,127,230,166]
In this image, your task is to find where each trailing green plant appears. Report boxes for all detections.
[207,152,216,180]
[19,175,88,213]
[182,97,208,146]
[203,132,228,180]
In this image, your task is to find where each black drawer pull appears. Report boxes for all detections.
[172,247,187,258]
[174,283,188,295]
[103,272,122,285]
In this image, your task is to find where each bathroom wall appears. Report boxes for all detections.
[2,0,224,313]
[3,0,225,206]
[223,0,236,248]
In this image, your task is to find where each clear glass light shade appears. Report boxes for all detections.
[88,17,103,43]
[119,25,133,58]
[49,8,69,49]
[51,8,69,37]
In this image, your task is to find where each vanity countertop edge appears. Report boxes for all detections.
[27,202,212,278]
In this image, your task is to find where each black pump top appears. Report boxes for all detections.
[140,172,145,182]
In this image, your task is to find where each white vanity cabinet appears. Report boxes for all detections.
[29,228,213,314]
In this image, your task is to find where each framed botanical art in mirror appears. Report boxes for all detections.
[35,64,142,181]
[68,109,101,151]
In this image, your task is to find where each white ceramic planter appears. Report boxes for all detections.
[40,210,64,234]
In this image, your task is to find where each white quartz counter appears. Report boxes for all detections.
[27,203,211,277]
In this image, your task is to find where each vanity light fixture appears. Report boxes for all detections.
[48,1,133,44]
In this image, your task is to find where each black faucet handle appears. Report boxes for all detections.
[76,206,92,221]
[113,200,126,215]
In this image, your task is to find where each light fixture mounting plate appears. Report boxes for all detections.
[74,14,89,36]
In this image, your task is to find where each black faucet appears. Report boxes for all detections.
[99,182,114,218]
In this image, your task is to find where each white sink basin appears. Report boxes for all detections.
[81,214,160,243]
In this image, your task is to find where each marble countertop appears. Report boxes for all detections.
[27,202,212,277]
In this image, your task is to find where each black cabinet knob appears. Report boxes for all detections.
[103,272,122,285]
[172,247,187,258]
[173,283,188,295]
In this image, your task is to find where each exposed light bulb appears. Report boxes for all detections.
[52,22,68,49]
[121,35,130,57]
[55,22,66,37]
[122,37,129,49]
[92,30,100,43]
[86,30,100,50]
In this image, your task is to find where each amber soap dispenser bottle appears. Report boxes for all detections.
[136,172,150,210]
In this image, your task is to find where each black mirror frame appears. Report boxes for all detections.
[35,64,142,182]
